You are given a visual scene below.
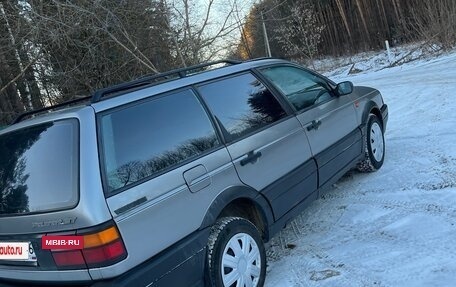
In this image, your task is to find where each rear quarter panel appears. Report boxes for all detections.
[96,148,241,280]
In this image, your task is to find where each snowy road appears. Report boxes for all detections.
[265,53,456,287]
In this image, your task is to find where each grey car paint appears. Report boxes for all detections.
[349,86,385,126]
[0,107,111,235]
[227,117,312,192]
[0,58,387,284]
[297,94,358,155]
[0,107,113,282]
[298,95,360,187]
[97,149,241,280]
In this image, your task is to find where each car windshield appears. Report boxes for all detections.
[0,119,79,216]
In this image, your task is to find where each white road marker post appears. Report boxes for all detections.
[385,40,392,63]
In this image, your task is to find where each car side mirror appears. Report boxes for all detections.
[336,81,354,96]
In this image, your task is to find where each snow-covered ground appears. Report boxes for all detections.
[265,51,456,286]
[313,42,442,77]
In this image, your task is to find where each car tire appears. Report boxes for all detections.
[357,114,385,172]
[207,217,266,287]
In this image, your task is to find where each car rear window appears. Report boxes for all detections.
[0,119,79,216]
[99,89,219,194]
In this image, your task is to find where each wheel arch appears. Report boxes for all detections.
[362,101,383,129]
[199,185,274,241]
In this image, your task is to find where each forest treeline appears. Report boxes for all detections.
[1,0,455,126]
[234,0,456,61]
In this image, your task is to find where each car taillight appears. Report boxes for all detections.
[52,250,86,268]
[82,239,125,265]
[50,225,127,269]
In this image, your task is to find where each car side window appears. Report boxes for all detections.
[260,66,334,111]
[100,89,219,193]
[197,73,287,142]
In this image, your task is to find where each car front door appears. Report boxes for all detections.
[197,72,317,219]
[259,65,361,187]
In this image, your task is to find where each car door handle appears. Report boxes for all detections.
[306,120,322,131]
[240,151,262,166]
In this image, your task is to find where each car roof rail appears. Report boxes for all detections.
[243,56,287,62]
[91,59,241,103]
[13,95,91,124]
[11,60,241,125]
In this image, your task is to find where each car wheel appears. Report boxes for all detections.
[357,114,385,172]
[207,217,266,287]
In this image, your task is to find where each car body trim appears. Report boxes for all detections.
[90,228,209,287]
[314,128,363,186]
[199,185,274,233]
[381,104,389,130]
[260,159,318,219]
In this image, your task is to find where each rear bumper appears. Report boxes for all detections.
[91,228,209,287]
[0,229,209,287]
[380,104,388,131]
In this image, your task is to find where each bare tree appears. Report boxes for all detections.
[165,0,241,65]
[273,1,324,64]
[405,0,456,50]
[23,0,176,101]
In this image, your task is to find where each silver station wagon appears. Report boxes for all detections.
[0,58,388,287]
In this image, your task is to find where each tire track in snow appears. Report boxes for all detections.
[267,185,456,286]
[322,195,456,222]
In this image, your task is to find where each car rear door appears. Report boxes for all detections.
[97,88,241,277]
[197,72,317,219]
[259,65,361,187]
